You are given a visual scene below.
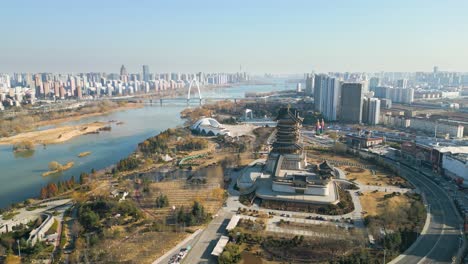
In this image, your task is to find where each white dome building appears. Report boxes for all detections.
[190,117,231,136]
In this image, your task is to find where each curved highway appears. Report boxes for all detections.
[391,161,463,264]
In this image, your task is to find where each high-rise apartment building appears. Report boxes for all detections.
[313,74,325,112]
[370,86,414,104]
[76,86,82,99]
[142,65,150,82]
[340,83,363,123]
[363,97,380,125]
[313,74,341,121]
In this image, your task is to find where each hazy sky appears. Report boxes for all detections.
[1,0,467,74]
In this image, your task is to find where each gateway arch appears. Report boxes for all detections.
[187,79,202,100]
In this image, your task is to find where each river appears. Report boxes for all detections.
[0,80,295,209]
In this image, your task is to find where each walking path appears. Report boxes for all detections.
[0,199,72,234]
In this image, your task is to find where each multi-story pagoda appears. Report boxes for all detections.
[237,106,340,204]
[266,107,307,172]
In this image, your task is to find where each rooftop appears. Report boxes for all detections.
[435,146,468,154]
[211,236,230,257]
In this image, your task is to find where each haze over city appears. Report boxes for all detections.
[1,0,468,73]
[1,1,468,264]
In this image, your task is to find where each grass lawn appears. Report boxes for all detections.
[45,219,59,235]
[307,149,407,187]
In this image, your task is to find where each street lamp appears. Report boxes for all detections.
[16,239,21,258]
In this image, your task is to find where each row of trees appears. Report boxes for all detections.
[0,115,39,137]
[155,194,169,208]
[38,171,91,200]
[176,138,208,151]
[175,201,210,226]
[40,176,77,199]
[116,156,139,171]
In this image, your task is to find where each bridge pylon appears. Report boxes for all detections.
[187,79,202,101]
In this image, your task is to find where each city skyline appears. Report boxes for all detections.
[1,0,468,73]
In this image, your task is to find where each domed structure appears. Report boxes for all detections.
[190,117,230,136]
[192,118,221,129]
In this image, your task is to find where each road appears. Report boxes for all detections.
[181,210,232,264]
[391,163,463,264]
[154,229,203,264]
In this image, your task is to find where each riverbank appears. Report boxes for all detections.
[34,102,143,127]
[0,121,109,145]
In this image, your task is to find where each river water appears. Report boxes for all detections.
[0,80,295,208]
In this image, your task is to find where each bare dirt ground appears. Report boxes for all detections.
[140,166,225,217]
[359,191,412,216]
[344,167,406,187]
[223,123,257,137]
[101,229,188,264]
[307,150,406,187]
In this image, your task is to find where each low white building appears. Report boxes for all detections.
[440,147,468,181]
[410,118,464,138]
[441,91,460,98]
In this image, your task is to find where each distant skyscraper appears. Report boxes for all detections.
[69,76,76,95]
[53,81,60,98]
[59,85,66,99]
[396,79,408,88]
[120,65,128,82]
[369,77,380,89]
[34,74,43,98]
[43,81,50,96]
[76,86,82,99]
[433,66,439,74]
[142,65,150,82]
[340,83,363,123]
[305,73,314,96]
[313,74,326,112]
